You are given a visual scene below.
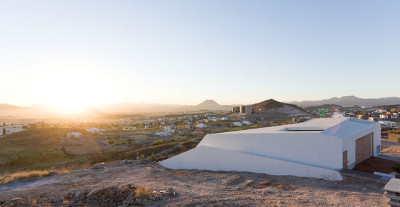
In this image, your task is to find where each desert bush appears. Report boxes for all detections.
[179,145,187,152]
[0,161,92,184]
[0,169,67,184]
[134,186,153,200]
[152,139,165,145]
[382,146,400,154]
[148,154,167,162]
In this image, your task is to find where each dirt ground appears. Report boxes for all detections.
[353,157,400,174]
[0,160,390,206]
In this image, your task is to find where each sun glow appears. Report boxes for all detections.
[40,67,111,114]
[52,100,90,114]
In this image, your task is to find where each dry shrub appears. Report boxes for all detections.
[61,162,92,171]
[0,169,67,184]
[134,186,153,200]
[179,145,187,152]
[0,162,92,184]
[382,146,400,154]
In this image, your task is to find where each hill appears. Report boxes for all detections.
[196,100,220,108]
[187,99,232,111]
[291,96,400,107]
[0,100,235,118]
[0,104,23,110]
[0,104,37,118]
[251,99,310,117]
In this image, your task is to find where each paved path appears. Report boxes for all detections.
[377,154,400,163]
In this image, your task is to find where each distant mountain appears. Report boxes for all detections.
[0,100,236,118]
[181,99,233,111]
[0,104,30,117]
[252,99,310,117]
[0,104,108,119]
[0,104,23,110]
[291,96,400,107]
[196,100,220,108]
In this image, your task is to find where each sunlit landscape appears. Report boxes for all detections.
[1,0,400,206]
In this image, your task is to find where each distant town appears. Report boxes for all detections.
[1,98,399,144]
[1,97,400,206]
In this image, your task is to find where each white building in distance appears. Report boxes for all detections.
[231,122,242,127]
[161,118,381,181]
[67,132,83,138]
[196,123,207,128]
[86,128,101,134]
[0,125,26,137]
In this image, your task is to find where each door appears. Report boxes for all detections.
[355,133,373,165]
[343,151,348,169]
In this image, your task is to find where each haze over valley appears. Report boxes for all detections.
[1,0,400,206]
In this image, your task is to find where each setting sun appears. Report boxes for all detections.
[1,1,399,206]
[52,100,88,114]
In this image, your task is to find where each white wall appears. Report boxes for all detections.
[0,125,25,136]
[199,132,343,169]
[341,123,381,169]
[160,146,343,181]
[4,125,24,134]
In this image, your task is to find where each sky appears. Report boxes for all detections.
[1,0,399,108]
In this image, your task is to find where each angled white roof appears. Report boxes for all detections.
[160,118,379,181]
[213,117,377,138]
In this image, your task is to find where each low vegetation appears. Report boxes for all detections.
[105,136,128,145]
[382,146,400,156]
[0,169,65,184]
[152,138,177,146]
[134,186,154,200]
[0,127,203,182]
[0,162,92,184]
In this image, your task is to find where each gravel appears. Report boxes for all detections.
[0,160,390,206]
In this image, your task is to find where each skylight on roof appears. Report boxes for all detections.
[285,127,326,131]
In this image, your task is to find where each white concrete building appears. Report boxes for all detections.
[379,121,396,128]
[0,125,25,137]
[86,128,101,134]
[380,114,389,119]
[161,118,381,181]
[242,121,253,126]
[164,126,176,133]
[376,109,387,113]
[67,132,83,138]
[196,123,207,128]
[231,122,242,127]
[155,131,172,137]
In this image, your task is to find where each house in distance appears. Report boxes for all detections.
[161,117,381,181]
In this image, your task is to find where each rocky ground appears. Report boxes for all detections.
[0,160,390,206]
